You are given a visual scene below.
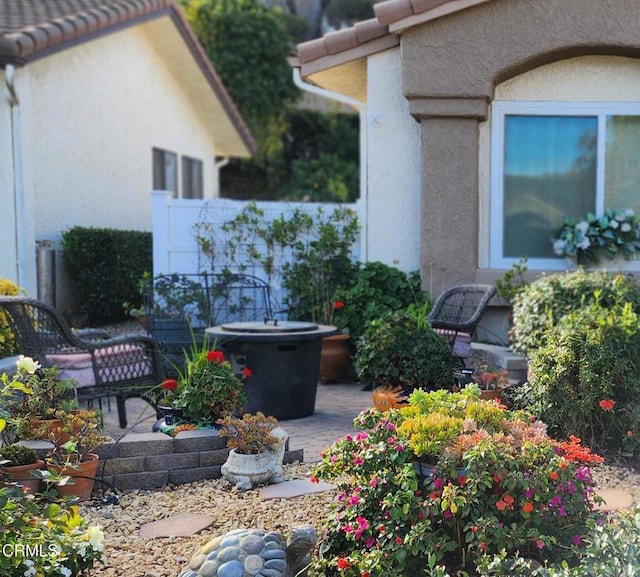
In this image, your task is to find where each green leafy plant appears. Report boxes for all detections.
[495,257,529,304]
[216,411,279,454]
[355,308,453,392]
[552,208,640,266]
[510,268,640,356]
[311,389,606,576]
[61,226,152,323]
[0,484,104,576]
[526,299,640,454]
[0,444,39,467]
[0,278,24,357]
[332,262,427,344]
[173,341,248,424]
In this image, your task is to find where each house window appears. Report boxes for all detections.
[153,148,178,195]
[491,102,640,269]
[182,156,203,199]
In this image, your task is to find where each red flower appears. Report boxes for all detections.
[599,399,615,411]
[337,558,350,570]
[161,378,178,391]
[242,367,253,378]
[522,501,534,513]
[333,301,345,309]
[207,350,225,363]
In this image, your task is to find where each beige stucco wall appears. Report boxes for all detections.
[3,17,222,300]
[365,48,421,273]
[478,55,640,269]
[398,0,640,292]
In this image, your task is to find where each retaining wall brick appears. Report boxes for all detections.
[145,452,199,472]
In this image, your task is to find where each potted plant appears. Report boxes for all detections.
[471,366,510,400]
[217,412,287,489]
[45,408,110,501]
[172,342,248,425]
[358,306,453,404]
[0,444,44,494]
[552,208,640,267]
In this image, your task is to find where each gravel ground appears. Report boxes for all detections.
[79,458,640,577]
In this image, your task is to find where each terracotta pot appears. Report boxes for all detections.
[0,460,45,494]
[319,333,351,383]
[479,388,503,401]
[50,453,100,501]
[32,419,71,446]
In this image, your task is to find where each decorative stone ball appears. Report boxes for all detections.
[178,525,317,577]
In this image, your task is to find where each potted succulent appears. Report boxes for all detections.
[471,366,510,400]
[217,412,288,490]
[0,444,44,494]
[44,409,110,501]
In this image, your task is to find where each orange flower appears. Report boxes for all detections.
[599,399,615,411]
[522,501,534,513]
[548,470,559,481]
[337,558,351,570]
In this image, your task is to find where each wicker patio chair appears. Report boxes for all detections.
[426,284,497,366]
[0,296,164,428]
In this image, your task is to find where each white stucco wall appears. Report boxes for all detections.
[365,48,421,273]
[478,55,640,268]
[4,17,222,297]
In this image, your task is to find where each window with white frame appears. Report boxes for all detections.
[181,156,204,199]
[490,102,640,269]
[152,148,178,196]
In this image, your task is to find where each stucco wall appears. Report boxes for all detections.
[477,55,640,268]
[5,18,221,300]
[398,0,640,292]
[365,49,421,274]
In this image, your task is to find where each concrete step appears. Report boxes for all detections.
[470,342,528,384]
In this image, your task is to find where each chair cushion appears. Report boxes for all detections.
[434,329,472,358]
[46,343,153,388]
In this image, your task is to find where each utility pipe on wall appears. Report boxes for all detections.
[5,64,27,288]
[292,68,369,262]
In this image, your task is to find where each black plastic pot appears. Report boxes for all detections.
[206,320,337,420]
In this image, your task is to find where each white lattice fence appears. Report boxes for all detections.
[151,191,362,310]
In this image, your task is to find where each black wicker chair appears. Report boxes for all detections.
[0,296,164,428]
[426,284,497,366]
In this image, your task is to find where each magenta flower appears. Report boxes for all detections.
[572,534,582,546]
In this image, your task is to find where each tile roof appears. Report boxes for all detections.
[0,0,255,155]
[295,0,490,73]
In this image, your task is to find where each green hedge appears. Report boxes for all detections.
[61,227,152,323]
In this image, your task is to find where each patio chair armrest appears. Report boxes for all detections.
[73,328,112,341]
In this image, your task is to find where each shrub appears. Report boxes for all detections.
[526,300,640,454]
[355,307,453,392]
[61,226,152,323]
[0,278,24,357]
[510,269,640,356]
[333,262,427,344]
[311,389,606,576]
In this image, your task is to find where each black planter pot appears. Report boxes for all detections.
[158,406,184,426]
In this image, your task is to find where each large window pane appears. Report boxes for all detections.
[503,116,597,258]
[605,115,640,210]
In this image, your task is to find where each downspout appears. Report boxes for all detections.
[292,68,369,262]
[6,64,26,287]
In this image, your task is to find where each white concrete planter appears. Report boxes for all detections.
[220,427,288,490]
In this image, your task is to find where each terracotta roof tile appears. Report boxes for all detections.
[295,0,491,71]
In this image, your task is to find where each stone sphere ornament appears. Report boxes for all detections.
[177,525,318,577]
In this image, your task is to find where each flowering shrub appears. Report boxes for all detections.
[552,208,640,266]
[173,344,248,424]
[311,387,606,576]
[0,485,104,576]
[0,278,24,357]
